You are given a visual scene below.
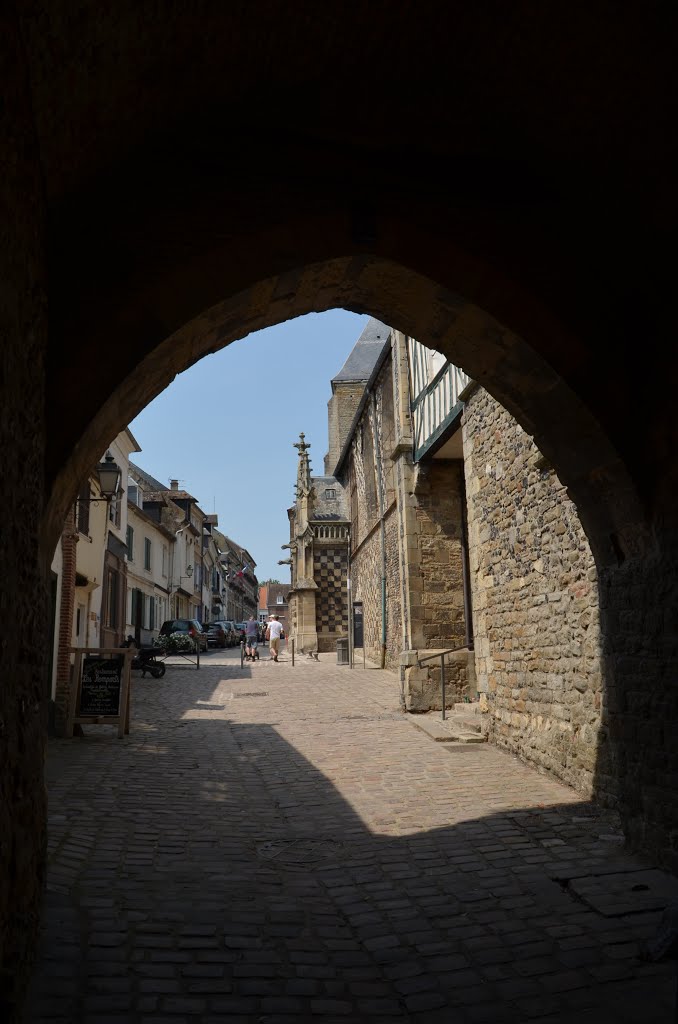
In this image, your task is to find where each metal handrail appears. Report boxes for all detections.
[417,643,472,666]
[416,644,473,720]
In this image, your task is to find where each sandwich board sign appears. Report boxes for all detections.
[67,648,133,738]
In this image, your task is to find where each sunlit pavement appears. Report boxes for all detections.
[26,649,675,1023]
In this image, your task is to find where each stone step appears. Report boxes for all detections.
[453,714,482,733]
[406,713,487,745]
[449,732,486,744]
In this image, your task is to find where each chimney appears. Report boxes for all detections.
[170,479,179,490]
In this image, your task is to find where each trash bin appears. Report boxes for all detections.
[336,637,349,665]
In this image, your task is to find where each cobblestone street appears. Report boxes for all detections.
[26,650,676,1023]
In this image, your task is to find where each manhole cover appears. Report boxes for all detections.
[257,837,344,869]
[567,869,678,917]
[234,692,269,698]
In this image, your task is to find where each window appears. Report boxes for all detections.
[131,587,141,625]
[77,482,91,535]
[126,525,134,561]
[144,537,152,571]
[325,488,336,500]
[148,596,155,631]
[162,545,168,577]
[109,488,122,528]
[276,594,283,605]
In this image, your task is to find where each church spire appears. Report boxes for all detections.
[293,432,312,494]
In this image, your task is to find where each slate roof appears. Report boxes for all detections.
[331,318,391,384]
[267,583,290,607]
[312,475,349,520]
[129,462,198,502]
[128,461,166,492]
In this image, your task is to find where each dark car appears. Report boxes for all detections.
[158,618,208,651]
[219,621,239,647]
[203,621,230,648]
[234,622,247,644]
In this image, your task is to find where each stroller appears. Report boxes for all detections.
[244,631,260,662]
[124,636,166,678]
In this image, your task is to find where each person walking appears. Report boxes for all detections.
[266,614,283,662]
[245,615,259,661]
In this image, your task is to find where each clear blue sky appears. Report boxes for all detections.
[129,309,370,583]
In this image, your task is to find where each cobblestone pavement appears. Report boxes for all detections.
[25,648,676,1023]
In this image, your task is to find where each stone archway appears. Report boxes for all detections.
[43,254,646,578]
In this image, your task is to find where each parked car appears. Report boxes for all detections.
[220,621,239,647]
[158,618,208,651]
[234,622,247,644]
[202,622,235,647]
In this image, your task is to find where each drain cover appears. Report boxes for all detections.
[257,837,344,869]
[568,869,678,917]
[234,692,269,698]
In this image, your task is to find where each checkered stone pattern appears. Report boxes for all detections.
[314,546,348,650]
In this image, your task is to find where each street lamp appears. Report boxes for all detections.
[96,452,122,498]
[77,451,122,505]
[178,564,193,586]
[172,564,194,617]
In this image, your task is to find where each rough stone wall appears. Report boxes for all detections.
[413,461,467,650]
[399,458,472,710]
[463,388,602,797]
[1,17,48,1019]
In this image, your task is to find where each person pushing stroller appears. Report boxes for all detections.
[244,616,259,661]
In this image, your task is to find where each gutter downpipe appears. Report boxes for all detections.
[370,392,387,669]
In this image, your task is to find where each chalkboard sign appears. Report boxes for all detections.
[353,602,364,648]
[68,647,132,738]
[79,655,123,716]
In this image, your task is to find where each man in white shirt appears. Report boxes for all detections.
[267,615,283,662]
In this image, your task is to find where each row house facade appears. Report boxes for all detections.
[213,528,259,623]
[50,429,140,732]
[48,445,258,734]
[262,582,291,634]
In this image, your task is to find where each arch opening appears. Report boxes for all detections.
[43,255,647,577]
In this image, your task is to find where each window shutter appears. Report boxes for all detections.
[78,483,91,535]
